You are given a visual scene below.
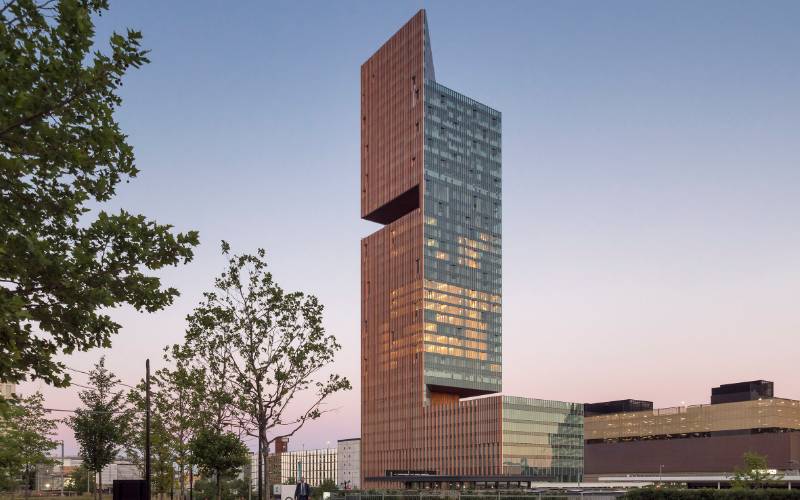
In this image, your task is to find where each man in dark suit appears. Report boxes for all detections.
[294,478,311,500]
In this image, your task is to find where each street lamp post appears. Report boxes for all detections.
[59,440,64,496]
[145,360,151,500]
[659,464,664,485]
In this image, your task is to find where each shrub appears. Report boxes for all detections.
[624,488,800,499]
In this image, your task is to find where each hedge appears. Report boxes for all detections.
[624,488,800,499]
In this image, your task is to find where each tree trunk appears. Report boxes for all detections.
[23,466,30,499]
[261,438,272,500]
[216,471,221,500]
[98,471,103,500]
[22,465,30,499]
[257,429,263,500]
[179,463,185,500]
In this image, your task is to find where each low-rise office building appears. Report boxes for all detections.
[584,380,800,480]
[278,447,337,487]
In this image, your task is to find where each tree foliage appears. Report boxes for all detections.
[125,395,173,500]
[183,242,351,499]
[0,0,199,388]
[189,429,249,500]
[311,478,338,500]
[192,477,253,500]
[67,357,131,500]
[0,392,57,493]
[127,347,205,499]
[64,465,94,494]
[154,345,205,497]
[731,451,783,489]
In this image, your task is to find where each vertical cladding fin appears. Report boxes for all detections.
[423,12,435,82]
[361,9,427,487]
[360,10,425,221]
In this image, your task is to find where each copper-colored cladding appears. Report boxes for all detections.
[585,432,800,475]
[585,398,800,441]
[360,10,504,487]
[360,11,424,221]
[584,398,800,476]
[361,210,426,483]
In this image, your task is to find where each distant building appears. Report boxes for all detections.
[275,437,289,454]
[36,457,82,492]
[336,439,360,489]
[584,399,653,416]
[245,438,291,491]
[584,380,800,480]
[100,461,140,486]
[35,458,139,492]
[1,381,15,399]
[245,437,292,491]
[711,380,773,405]
[279,448,337,487]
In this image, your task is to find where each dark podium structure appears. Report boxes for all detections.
[113,479,147,500]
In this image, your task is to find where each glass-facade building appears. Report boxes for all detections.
[423,80,503,396]
[360,10,583,487]
[502,397,584,482]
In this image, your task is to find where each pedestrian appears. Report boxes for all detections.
[295,477,312,500]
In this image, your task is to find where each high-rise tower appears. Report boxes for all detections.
[361,10,583,487]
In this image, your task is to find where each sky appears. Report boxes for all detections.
[20,0,800,455]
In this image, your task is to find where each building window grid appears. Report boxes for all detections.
[501,397,584,481]
[279,449,338,487]
[422,79,502,394]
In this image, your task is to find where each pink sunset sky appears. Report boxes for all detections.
[18,0,800,455]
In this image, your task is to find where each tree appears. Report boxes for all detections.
[312,478,338,500]
[184,242,351,500]
[126,347,205,500]
[0,0,199,389]
[0,392,57,495]
[67,358,131,500]
[189,429,249,500]
[178,331,238,436]
[64,465,93,495]
[731,451,783,489]
[154,346,205,499]
[192,477,252,500]
[127,343,243,500]
[149,416,175,500]
[126,409,173,500]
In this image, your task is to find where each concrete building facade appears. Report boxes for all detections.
[337,438,360,489]
[1,381,15,399]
